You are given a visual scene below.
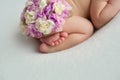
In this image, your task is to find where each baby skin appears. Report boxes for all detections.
[39,0,120,53]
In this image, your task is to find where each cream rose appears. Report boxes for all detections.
[36,18,55,35]
[20,21,25,31]
[20,21,27,36]
[54,2,65,15]
[39,0,48,9]
[26,1,33,6]
[24,10,35,24]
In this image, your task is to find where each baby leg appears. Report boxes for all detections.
[91,0,120,29]
[39,16,94,53]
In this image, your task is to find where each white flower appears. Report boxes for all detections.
[54,2,65,15]
[24,10,35,24]
[39,0,48,9]
[26,1,33,6]
[36,18,55,35]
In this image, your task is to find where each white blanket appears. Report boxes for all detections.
[0,0,120,80]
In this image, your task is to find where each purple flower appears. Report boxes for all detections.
[21,0,72,39]
[27,5,39,12]
[25,24,42,38]
[36,2,54,20]
[48,14,65,32]
[36,10,47,19]
[43,2,54,17]
[62,10,71,18]
[31,0,39,6]
[31,24,42,38]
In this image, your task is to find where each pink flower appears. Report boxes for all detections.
[20,0,72,39]
[25,24,42,38]
[48,13,65,32]
[50,0,72,10]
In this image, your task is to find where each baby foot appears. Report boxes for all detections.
[40,43,62,53]
[52,32,68,46]
[39,43,52,53]
[39,32,68,53]
[40,33,60,46]
[40,32,68,46]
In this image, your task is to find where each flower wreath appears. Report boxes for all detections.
[20,0,72,38]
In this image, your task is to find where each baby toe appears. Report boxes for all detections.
[54,41,59,46]
[61,37,65,41]
[60,32,68,38]
[39,43,48,53]
[50,42,55,46]
[58,39,62,43]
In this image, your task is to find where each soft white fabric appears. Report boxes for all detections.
[0,0,120,80]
